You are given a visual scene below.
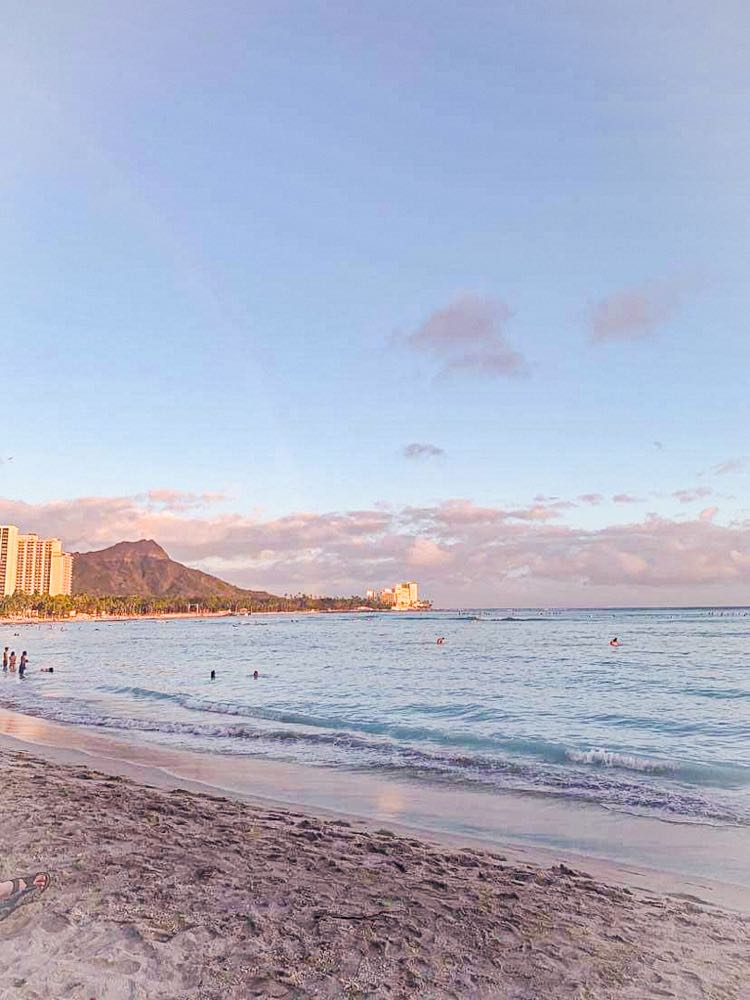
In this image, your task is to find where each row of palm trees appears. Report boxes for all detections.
[0,591,383,618]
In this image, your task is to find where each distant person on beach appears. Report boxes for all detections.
[18,652,27,678]
[2,647,8,672]
[609,637,621,647]
[8,651,16,672]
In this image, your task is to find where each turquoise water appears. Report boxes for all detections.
[1,608,749,828]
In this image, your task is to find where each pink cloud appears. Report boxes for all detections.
[672,487,713,503]
[144,489,226,511]
[406,538,451,567]
[2,492,749,606]
[612,493,642,504]
[578,493,604,505]
[589,277,698,343]
[405,295,526,379]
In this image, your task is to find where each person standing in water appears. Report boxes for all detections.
[8,651,16,672]
[609,637,621,647]
[2,648,8,672]
[18,652,27,678]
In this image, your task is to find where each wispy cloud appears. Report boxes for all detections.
[405,295,526,379]
[143,489,226,511]
[711,458,748,476]
[589,278,698,343]
[672,487,713,504]
[612,493,642,504]
[578,493,604,505]
[402,442,444,460]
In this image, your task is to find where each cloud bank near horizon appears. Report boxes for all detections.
[1,491,748,607]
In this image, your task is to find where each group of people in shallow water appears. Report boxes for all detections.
[210,668,259,680]
[2,647,54,678]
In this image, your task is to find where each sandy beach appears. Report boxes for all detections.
[1,739,748,999]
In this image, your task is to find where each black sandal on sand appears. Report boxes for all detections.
[0,872,51,921]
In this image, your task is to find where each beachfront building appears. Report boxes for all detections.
[0,525,19,596]
[0,526,73,596]
[50,545,73,596]
[394,581,419,608]
[366,581,429,610]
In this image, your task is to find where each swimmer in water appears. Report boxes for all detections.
[210,669,216,680]
[436,637,445,645]
[253,670,259,679]
[609,637,621,647]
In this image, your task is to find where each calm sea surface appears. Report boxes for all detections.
[1,609,749,829]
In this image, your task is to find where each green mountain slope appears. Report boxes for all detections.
[72,539,275,602]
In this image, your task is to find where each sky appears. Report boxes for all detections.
[1,1,749,606]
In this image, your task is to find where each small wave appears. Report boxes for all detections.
[683,686,750,701]
[470,614,548,621]
[566,747,676,774]
[39,684,750,791]
[4,687,749,827]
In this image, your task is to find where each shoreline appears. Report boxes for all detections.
[1,730,748,998]
[0,609,331,625]
[0,705,748,913]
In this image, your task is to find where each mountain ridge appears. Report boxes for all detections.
[72,539,275,602]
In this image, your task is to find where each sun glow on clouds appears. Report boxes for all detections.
[1,490,749,605]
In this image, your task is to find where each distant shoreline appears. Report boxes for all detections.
[2,604,750,626]
[0,608,329,626]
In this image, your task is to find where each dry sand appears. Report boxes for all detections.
[1,748,748,999]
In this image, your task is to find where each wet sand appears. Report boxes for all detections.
[0,722,749,998]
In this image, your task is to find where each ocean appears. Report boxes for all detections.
[1,608,748,835]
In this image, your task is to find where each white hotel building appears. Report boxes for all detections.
[0,526,73,597]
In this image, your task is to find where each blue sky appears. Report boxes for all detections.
[1,2,749,602]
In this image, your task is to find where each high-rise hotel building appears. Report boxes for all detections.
[0,526,72,596]
[0,525,19,596]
